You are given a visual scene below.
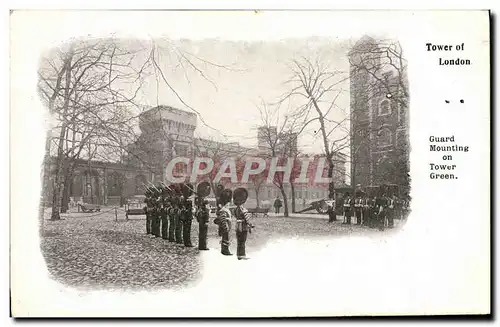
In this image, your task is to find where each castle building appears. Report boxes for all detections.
[44,105,347,209]
[348,36,410,195]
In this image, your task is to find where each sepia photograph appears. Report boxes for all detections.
[10,9,490,317]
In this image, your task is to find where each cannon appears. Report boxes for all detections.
[296,199,335,214]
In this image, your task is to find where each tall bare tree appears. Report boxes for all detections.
[38,38,151,221]
[276,56,349,215]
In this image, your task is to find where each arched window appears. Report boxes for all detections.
[377,128,392,147]
[378,99,392,116]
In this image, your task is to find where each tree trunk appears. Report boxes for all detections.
[279,185,289,217]
[50,54,73,220]
[61,168,75,213]
[39,132,52,233]
[254,188,260,208]
[327,163,336,221]
[290,182,296,213]
[50,126,67,220]
[60,160,75,213]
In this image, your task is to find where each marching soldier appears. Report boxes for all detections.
[343,193,353,225]
[233,188,255,260]
[214,188,233,256]
[195,181,212,251]
[354,193,363,225]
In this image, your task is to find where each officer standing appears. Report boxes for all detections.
[161,190,170,240]
[375,192,387,231]
[387,194,396,228]
[343,193,353,225]
[151,189,160,237]
[354,193,363,225]
[214,189,233,256]
[233,188,255,260]
[175,195,184,245]
[182,196,194,247]
[195,181,211,251]
[168,195,177,243]
[362,195,371,227]
[144,189,152,235]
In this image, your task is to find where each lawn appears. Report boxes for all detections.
[40,208,401,291]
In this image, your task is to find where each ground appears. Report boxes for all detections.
[40,207,404,291]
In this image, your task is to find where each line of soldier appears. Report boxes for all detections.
[341,192,410,231]
[143,181,254,260]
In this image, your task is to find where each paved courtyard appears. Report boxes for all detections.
[40,207,403,291]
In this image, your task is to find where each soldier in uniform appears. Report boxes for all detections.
[369,194,378,228]
[168,193,177,243]
[160,186,170,240]
[144,188,152,235]
[214,188,233,256]
[362,195,371,227]
[375,192,388,231]
[343,193,353,225]
[181,183,194,248]
[175,192,184,245]
[387,194,396,228]
[195,181,211,251]
[214,184,225,237]
[233,188,255,260]
[354,192,363,225]
[150,187,160,237]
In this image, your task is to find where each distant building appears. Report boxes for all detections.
[43,105,347,208]
[348,36,410,195]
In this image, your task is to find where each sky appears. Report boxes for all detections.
[130,37,353,154]
[34,10,407,156]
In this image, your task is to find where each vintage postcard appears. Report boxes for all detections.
[10,10,490,317]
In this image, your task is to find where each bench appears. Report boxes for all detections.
[78,203,101,213]
[247,207,270,218]
[126,208,146,220]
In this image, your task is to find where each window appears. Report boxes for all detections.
[378,99,392,116]
[377,128,392,147]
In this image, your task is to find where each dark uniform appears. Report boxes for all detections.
[175,198,184,244]
[144,192,152,235]
[369,197,378,228]
[195,182,211,251]
[216,205,232,255]
[362,196,371,226]
[196,200,210,250]
[386,196,394,228]
[354,196,363,225]
[375,195,387,231]
[182,199,194,247]
[161,199,170,240]
[151,196,161,237]
[168,202,177,242]
[343,195,353,225]
[233,188,254,260]
[214,188,233,256]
